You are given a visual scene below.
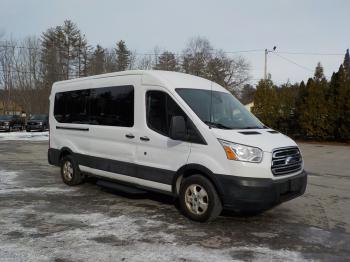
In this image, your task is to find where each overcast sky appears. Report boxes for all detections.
[1,0,349,85]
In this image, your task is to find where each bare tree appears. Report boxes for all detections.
[136,54,154,70]
[0,40,16,114]
[181,37,250,94]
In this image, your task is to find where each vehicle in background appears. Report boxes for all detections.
[0,115,25,132]
[26,114,49,132]
[48,70,307,222]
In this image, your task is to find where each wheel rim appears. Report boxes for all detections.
[184,184,209,215]
[63,161,74,181]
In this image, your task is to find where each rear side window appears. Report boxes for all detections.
[54,89,90,124]
[146,90,205,144]
[54,85,134,127]
[90,86,134,127]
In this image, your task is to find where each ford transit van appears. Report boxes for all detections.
[48,70,307,222]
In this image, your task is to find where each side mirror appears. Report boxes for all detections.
[169,116,187,141]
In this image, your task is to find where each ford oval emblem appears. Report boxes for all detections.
[285,156,296,164]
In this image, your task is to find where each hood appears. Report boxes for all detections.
[210,128,297,152]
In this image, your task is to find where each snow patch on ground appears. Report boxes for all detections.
[0,131,48,141]
[0,238,311,262]
[0,186,78,195]
[0,169,79,195]
[0,206,312,262]
[0,170,19,189]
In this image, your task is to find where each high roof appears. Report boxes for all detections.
[53,70,227,93]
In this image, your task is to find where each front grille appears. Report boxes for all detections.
[271,147,303,176]
[28,122,39,125]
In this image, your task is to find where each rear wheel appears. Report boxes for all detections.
[60,155,84,186]
[179,175,222,222]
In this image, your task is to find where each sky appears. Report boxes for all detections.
[0,0,349,85]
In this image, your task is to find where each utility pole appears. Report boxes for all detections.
[264,49,268,80]
[264,46,277,80]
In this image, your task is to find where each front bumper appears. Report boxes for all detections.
[0,126,10,131]
[27,124,44,131]
[216,171,307,211]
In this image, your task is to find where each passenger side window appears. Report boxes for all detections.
[146,91,204,143]
[54,89,90,124]
[54,85,134,127]
[89,86,134,127]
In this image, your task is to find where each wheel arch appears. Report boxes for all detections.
[59,147,74,161]
[172,164,224,199]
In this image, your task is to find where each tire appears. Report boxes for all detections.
[60,155,84,186]
[179,175,222,222]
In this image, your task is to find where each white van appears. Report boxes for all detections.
[48,70,307,222]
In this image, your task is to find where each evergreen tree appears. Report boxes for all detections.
[205,56,227,87]
[275,83,299,134]
[60,20,83,79]
[115,40,130,71]
[252,78,278,128]
[314,62,324,81]
[295,80,307,134]
[298,63,329,138]
[343,49,350,78]
[41,28,65,86]
[328,65,350,140]
[41,20,85,81]
[88,45,106,75]
[239,84,256,105]
[154,51,179,71]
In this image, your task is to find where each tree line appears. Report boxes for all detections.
[252,50,350,142]
[0,20,249,115]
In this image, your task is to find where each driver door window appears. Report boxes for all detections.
[146,90,204,144]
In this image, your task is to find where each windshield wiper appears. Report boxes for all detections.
[204,121,232,129]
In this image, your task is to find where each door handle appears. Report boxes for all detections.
[125,133,135,139]
[140,136,150,141]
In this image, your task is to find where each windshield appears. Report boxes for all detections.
[176,88,265,130]
[30,114,47,120]
[0,115,12,120]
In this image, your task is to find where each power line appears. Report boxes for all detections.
[273,53,314,72]
[276,51,344,56]
[0,43,265,56]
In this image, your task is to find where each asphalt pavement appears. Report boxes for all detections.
[0,141,349,262]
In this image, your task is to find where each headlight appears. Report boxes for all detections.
[218,139,263,163]
[38,122,43,125]
[4,122,9,126]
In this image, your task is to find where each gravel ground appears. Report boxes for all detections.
[0,140,349,262]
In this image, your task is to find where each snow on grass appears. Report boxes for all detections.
[0,131,48,141]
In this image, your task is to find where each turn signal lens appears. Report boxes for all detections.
[223,146,237,160]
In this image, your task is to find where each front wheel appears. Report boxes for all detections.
[60,155,84,186]
[179,175,222,222]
